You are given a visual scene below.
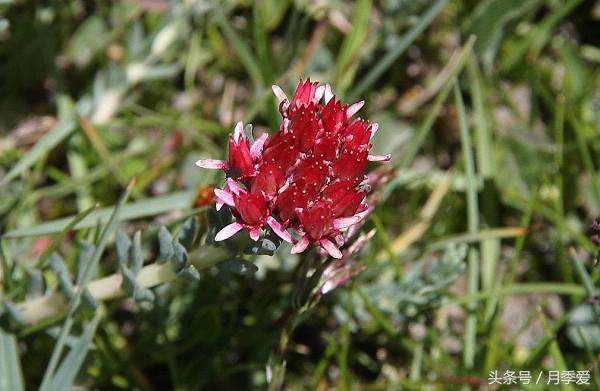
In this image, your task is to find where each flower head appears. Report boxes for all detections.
[196,79,390,258]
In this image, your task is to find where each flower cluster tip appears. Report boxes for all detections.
[196,79,390,258]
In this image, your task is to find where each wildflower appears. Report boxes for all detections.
[212,179,292,243]
[316,230,375,296]
[196,79,390,258]
[196,122,267,178]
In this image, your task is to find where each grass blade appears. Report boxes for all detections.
[34,204,98,269]
[348,0,448,99]
[448,283,586,306]
[334,0,372,95]
[215,10,263,87]
[253,3,273,84]
[47,310,102,391]
[455,82,480,371]
[500,0,583,72]
[79,117,129,187]
[463,0,543,72]
[0,96,76,187]
[484,197,534,373]
[0,329,25,391]
[427,227,526,252]
[570,115,600,205]
[467,57,501,323]
[570,248,597,298]
[399,36,475,169]
[4,190,195,238]
[538,307,576,391]
[39,178,135,391]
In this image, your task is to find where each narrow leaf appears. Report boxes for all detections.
[349,0,448,99]
[0,96,76,187]
[47,311,101,391]
[0,329,25,391]
[4,190,195,238]
[39,178,135,391]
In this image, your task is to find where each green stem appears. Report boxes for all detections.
[15,245,229,326]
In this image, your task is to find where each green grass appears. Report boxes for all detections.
[1,0,600,389]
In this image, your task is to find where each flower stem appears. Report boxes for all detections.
[15,245,229,325]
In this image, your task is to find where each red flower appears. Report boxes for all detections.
[196,122,267,178]
[332,148,369,182]
[298,200,334,241]
[262,131,299,173]
[212,179,292,243]
[196,79,390,258]
[227,133,254,178]
[290,103,320,152]
[321,180,366,218]
[251,162,284,197]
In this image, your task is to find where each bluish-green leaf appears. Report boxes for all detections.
[218,259,258,276]
[131,231,144,274]
[178,217,198,250]
[157,226,174,264]
[170,242,188,273]
[178,264,201,281]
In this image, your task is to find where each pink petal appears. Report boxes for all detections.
[321,266,365,295]
[215,222,243,241]
[348,229,376,255]
[249,227,260,241]
[369,123,379,138]
[195,159,227,170]
[214,188,235,207]
[320,239,342,259]
[233,121,244,142]
[277,181,290,194]
[226,178,243,195]
[271,85,288,103]
[367,154,391,162]
[250,132,268,160]
[356,206,373,220]
[267,216,293,243]
[283,118,293,131]
[314,85,325,102]
[324,84,334,104]
[291,236,310,254]
[321,280,338,295]
[321,271,353,295]
[333,208,371,229]
[346,100,364,118]
[333,216,361,230]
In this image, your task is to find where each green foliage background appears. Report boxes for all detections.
[1,0,600,389]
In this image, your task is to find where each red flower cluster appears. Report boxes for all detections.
[196,79,389,258]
